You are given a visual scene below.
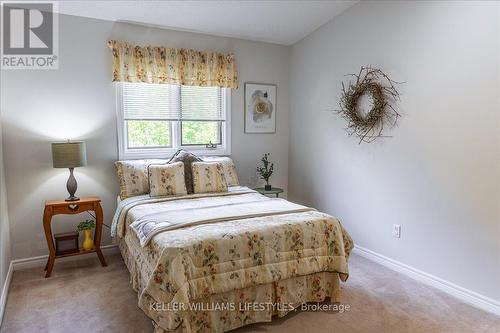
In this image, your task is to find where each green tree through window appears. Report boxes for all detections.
[127,120,170,148]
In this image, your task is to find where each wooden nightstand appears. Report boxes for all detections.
[43,197,107,278]
[254,187,284,198]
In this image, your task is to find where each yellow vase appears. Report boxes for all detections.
[82,229,94,251]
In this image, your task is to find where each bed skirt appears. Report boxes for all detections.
[118,235,342,333]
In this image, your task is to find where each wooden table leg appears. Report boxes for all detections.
[93,202,107,267]
[43,206,56,278]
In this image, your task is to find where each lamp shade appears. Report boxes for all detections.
[51,141,87,168]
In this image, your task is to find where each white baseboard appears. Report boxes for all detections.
[11,245,119,271]
[352,245,500,317]
[0,261,13,327]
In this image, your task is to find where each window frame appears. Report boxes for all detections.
[116,83,231,160]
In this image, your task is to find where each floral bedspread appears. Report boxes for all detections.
[115,189,354,332]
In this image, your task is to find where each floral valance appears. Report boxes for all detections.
[107,40,238,89]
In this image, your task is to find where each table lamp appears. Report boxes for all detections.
[51,141,87,201]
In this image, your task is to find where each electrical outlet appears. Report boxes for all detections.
[392,224,401,238]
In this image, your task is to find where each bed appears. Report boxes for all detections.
[112,157,353,333]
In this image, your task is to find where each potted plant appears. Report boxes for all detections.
[257,153,274,191]
[77,219,95,251]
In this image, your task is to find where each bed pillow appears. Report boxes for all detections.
[148,162,187,197]
[191,162,228,194]
[168,149,202,194]
[115,159,168,199]
[202,156,240,186]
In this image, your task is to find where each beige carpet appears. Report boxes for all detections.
[1,252,498,333]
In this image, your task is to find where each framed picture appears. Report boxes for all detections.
[244,82,277,133]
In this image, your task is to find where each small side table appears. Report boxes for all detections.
[254,187,284,198]
[43,197,107,278]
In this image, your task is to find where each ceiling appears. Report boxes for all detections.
[56,1,357,45]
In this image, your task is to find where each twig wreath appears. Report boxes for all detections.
[336,66,402,143]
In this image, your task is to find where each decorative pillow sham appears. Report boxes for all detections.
[148,162,187,197]
[115,159,168,199]
[168,149,202,194]
[191,162,228,194]
[202,156,240,186]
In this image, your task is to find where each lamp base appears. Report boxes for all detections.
[66,168,79,202]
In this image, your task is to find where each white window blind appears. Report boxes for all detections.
[122,83,225,122]
[180,86,225,121]
[122,83,180,120]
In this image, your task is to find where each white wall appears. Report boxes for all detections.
[0,14,289,259]
[0,116,11,320]
[289,1,500,302]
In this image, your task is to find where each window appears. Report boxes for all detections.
[116,82,231,159]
